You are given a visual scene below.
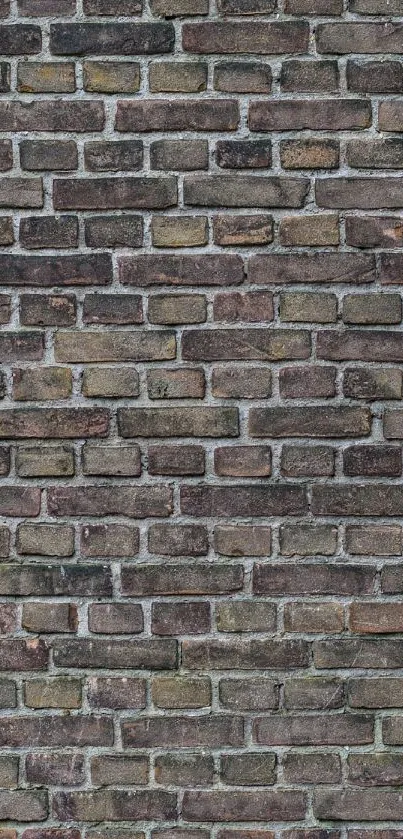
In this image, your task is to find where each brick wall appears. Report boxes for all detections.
[0,0,403,835]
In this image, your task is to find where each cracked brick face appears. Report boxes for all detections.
[0,0,402,834]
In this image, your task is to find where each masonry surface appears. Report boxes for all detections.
[2,0,403,836]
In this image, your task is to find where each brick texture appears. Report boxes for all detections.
[0,0,401,835]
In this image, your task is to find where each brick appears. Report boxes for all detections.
[279,366,336,398]
[342,294,401,324]
[50,22,174,54]
[212,367,272,398]
[346,525,402,556]
[0,756,18,788]
[181,485,307,517]
[48,486,173,517]
[12,368,72,401]
[155,753,213,786]
[343,446,401,477]
[280,292,337,323]
[183,329,310,361]
[87,677,146,709]
[84,0,142,12]
[0,178,42,208]
[383,718,403,745]
[284,603,344,633]
[91,755,148,787]
[152,676,211,708]
[250,99,371,131]
[316,177,403,209]
[150,140,208,170]
[20,140,77,170]
[56,331,175,362]
[343,368,402,400]
[149,523,208,555]
[116,100,238,132]
[151,0,208,14]
[82,444,141,476]
[348,754,403,786]
[216,140,271,169]
[52,790,177,822]
[314,639,403,668]
[249,253,375,284]
[347,138,403,169]
[26,753,84,785]
[84,141,143,172]
[0,294,11,323]
[284,677,344,709]
[253,564,375,596]
[83,294,142,325]
[283,753,341,784]
[85,217,143,248]
[0,254,111,286]
[250,407,371,438]
[213,215,273,246]
[148,445,205,475]
[313,789,403,821]
[349,678,403,708]
[214,62,271,93]
[280,138,339,169]
[22,602,77,632]
[219,679,279,711]
[152,604,211,636]
[317,23,403,54]
[280,524,337,556]
[213,292,273,323]
[280,215,339,246]
[0,791,48,822]
[0,451,10,479]
[19,216,78,249]
[346,216,403,249]
[380,253,403,284]
[54,177,177,210]
[0,102,103,132]
[83,61,140,93]
[216,602,276,632]
[317,330,403,362]
[0,408,108,439]
[121,564,243,595]
[184,175,309,208]
[182,639,309,669]
[0,217,13,245]
[286,0,342,10]
[0,680,16,708]
[0,603,16,632]
[0,488,40,517]
[349,603,403,633]
[351,0,403,8]
[17,524,74,557]
[347,60,403,93]
[89,604,143,635]
[0,638,49,671]
[214,526,271,556]
[254,714,373,746]
[281,60,339,92]
[221,754,276,786]
[122,716,243,748]
[17,61,75,93]
[53,638,177,670]
[82,368,139,398]
[149,62,207,92]
[16,445,74,477]
[148,295,206,324]
[183,22,309,54]
[214,446,271,477]
[24,678,81,709]
[18,0,75,12]
[218,0,275,11]
[81,525,139,557]
[118,407,238,438]
[311,484,403,516]
[151,217,208,248]
[0,565,112,597]
[181,791,306,822]
[120,254,244,286]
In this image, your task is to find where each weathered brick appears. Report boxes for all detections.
[148,295,206,324]
[87,677,146,709]
[152,676,210,710]
[182,639,309,669]
[149,62,207,92]
[254,714,373,745]
[0,791,48,822]
[214,525,271,556]
[254,563,375,596]
[118,407,238,438]
[279,366,336,398]
[25,753,92,786]
[56,331,175,362]
[213,215,273,246]
[116,99,239,132]
[120,254,244,286]
[53,638,177,670]
[150,140,208,170]
[285,603,344,633]
[17,524,74,557]
[48,486,173,517]
[181,484,307,516]
[183,329,310,360]
[83,61,140,93]
[214,62,271,93]
[54,177,176,210]
[148,445,205,475]
[343,368,402,400]
[343,293,401,324]
[17,61,75,93]
[182,22,309,54]
[155,753,213,786]
[214,446,271,477]
[81,524,139,557]
[24,678,81,709]
[216,602,276,633]
[52,790,177,822]
[281,60,339,92]
[181,790,306,822]
[82,444,141,476]
[184,175,309,207]
[50,22,175,54]
[343,446,402,477]
[250,406,371,438]
[0,408,108,439]
[84,141,143,172]
[347,138,403,169]
[249,253,375,284]
[280,214,339,246]
[212,367,272,398]
[20,140,77,170]
[213,291,273,323]
[122,716,243,748]
[13,368,72,401]
[121,564,243,595]
[349,678,403,708]
[151,217,208,248]
[346,525,402,556]
[221,754,276,786]
[317,330,403,361]
[219,679,279,711]
[283,753,341,784]
[0,254,112,286]
[280,292,337,323]
[313,789,403,821]
[82,368,139,399]
[250,99,371,131]
[16,445,74,477]
[152,604,211,636]
[91,755,148,787]
[0,565,112,597]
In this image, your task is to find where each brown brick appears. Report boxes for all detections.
[17,524,74,557]
[254,563,375,596]
[213,214,273,246]
[154,753,213,786]
[152,604,211,636]
[12,368,72,401]
[349,603,403,634]
[48,486,172,518]
[20,140,77,171]
[50,22,174,54]
[148,445,205,475]
[182,21,309,54]
[214,62,271,93]
[343,368,402,400]
[213,291,273,323]
[280,292,337,323]
[116,99,238,132]
[221,754,276,786]
[24,678,81,709]
[182,639,308,669]
[120,254,244,286]
[81,524,139,558]
[250,406,371,438]
[250,99,371,131]
[91,755,148,787]
[151,216,208,248]
[284,603,344,633]
[17,61,75,93]
[184,175,309,208]
[25,753,83,785]
[0,408,108,439]
[212,367,272,398]
[20,295,76,326]
[348,678,403,708]
[214,525,271,557]
[249,253,375,284]
[181,485,307,517]
[216,602,276,633]
[150,140,208,170]
[280,214,339,246]
[281,60,339,92]
[152,676,211,708]
[82,368,139,399]
[254,714,373,746]
[280,524,337,556]
[54,177,176,210]
[121,563,243,596]
[82,444,141,477]
[343,446,402,477]
[22,602,77,632]
[118,407,238,438]
[122,716,243,748]
[181,790,306,822]
[56,331,175,362]
[219,679,279,711]
[280,139,339,169]
[52,790,176,822]
[16,445,74,478]
[148,295,206,324]
[343,293,401,324]
[87,678,146,710]
[346,525,402,556]
[83,61,140,93]
[279,366,336,398]
[214,446,271,477]
[183,329,310,361]
[149,62,207,92]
